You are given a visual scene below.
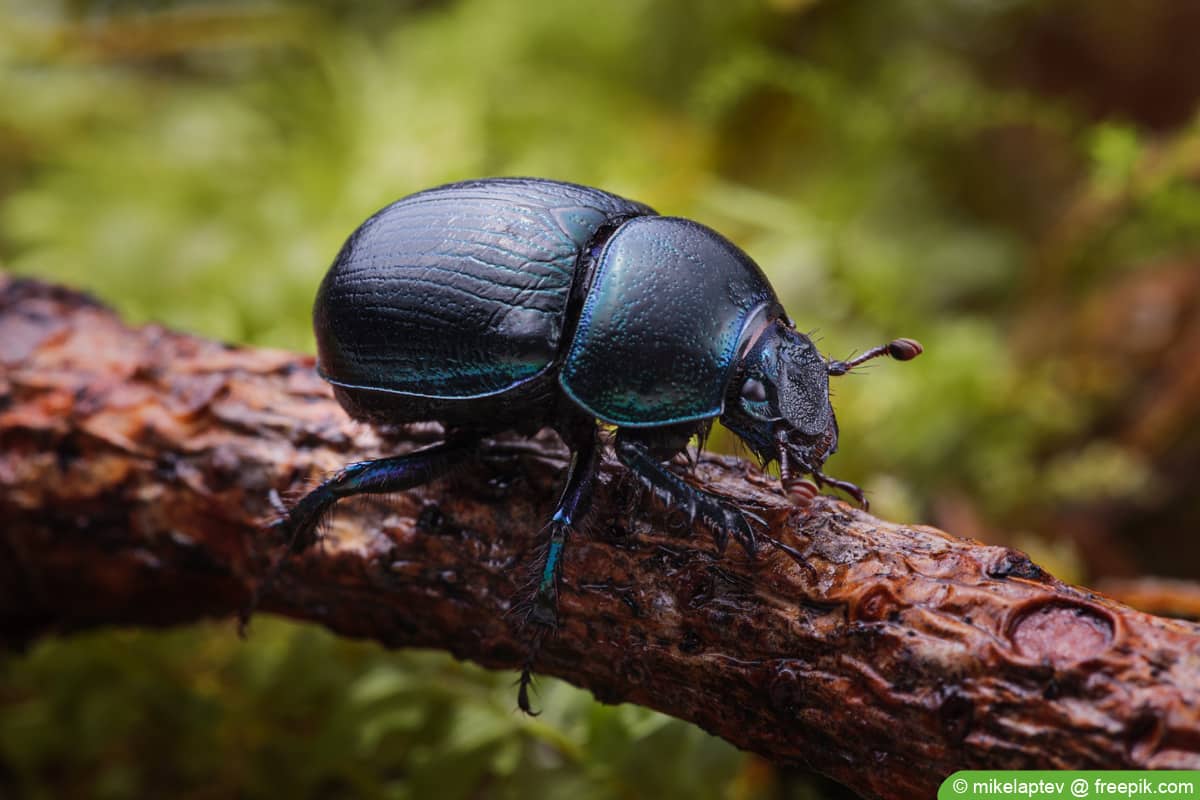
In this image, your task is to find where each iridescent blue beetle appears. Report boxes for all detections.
[271,178,921,710]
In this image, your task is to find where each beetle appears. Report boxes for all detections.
[265,177,920,710]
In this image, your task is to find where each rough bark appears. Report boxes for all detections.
[2,274,1199,799]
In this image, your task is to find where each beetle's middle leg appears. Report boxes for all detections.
[517,426,600,713]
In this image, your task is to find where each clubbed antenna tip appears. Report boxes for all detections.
[886,338,923,361]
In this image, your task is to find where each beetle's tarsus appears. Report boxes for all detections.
[515,588,560,717]
[517,663,541,716]
[515,619,548,716]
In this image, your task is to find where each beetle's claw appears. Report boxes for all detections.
[731,508,761,557]
[517,665,541,716]
[741,507,768,528]
[710,505,758,558]
[516,624,549,716]
[684,496,698,527]
[697,498,760,558]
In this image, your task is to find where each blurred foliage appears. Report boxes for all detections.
[1,621,751,800]
[3,0,1200,797]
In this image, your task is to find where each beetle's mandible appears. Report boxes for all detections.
[260,177,921,710]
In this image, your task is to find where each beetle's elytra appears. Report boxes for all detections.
[268,177,921,711]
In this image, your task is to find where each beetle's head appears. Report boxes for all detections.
[722,320,838,476]
[721,319,922,491]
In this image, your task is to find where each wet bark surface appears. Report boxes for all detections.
[3,275,1199,799]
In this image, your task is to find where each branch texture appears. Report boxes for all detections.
[2,275,1199,799]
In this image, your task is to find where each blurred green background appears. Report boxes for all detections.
[3,0,1200,797]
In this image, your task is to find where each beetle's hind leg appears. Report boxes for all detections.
[242,436,480,631]
[516,428,600,714]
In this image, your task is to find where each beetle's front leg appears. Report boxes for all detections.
[517,427,600,713]
[614,433,760,556]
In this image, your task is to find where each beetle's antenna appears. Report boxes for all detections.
[827,338,922,376]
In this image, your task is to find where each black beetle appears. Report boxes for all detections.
[266,177,920,709]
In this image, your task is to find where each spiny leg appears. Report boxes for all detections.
[242,436,479,631]
[614,435,760,557]
[518,428,600,714]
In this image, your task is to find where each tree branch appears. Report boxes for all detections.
[2,274,1199,799]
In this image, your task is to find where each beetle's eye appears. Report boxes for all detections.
[741,378,768,403]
